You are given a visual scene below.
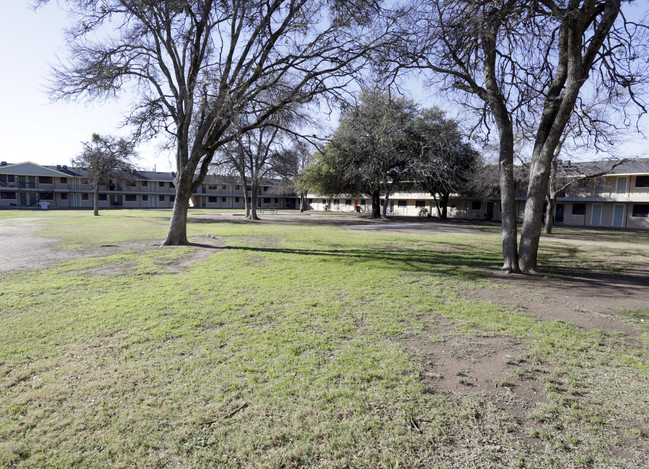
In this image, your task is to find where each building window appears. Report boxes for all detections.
[263,186,268,192]
[208,196,218,202]
[632,204,649,217]
[82,193,89,200]
[471,201,481,210]
[61,193,68,200]
[98,194,107,201]
[81,179,89,185]
[0,175,15,184]
[159,195,165,201]
[398,200,407,207]
[170,196,175,202]
[222,197,226,202]
[275,198,278,203]
[572,203,586,215]
[127,180,137,186]
[334,199,339,206]
[39,192,53,200]
[60,177,67,184]
[263,198,271,203]
[39,176,53,184]
[170,182,175,188]
[142,195,148,201]
[235,185,240,190]
[1,191,16,199]
[235,197,240,203]
[222,185,227,190]
[159,181,165,187]
[141,181,148,187]
[345,199,352,205]
[416,200,426,208]
[125,195,137,202]
[360,200,366,205]
[635,176,649,188]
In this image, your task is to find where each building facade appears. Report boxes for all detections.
[0,162,298,211]
[305,159,649,230]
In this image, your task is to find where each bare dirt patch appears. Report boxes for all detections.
[0,219,71,272]
[0,219,224,274]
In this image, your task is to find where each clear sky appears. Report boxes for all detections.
[1,3,646,173]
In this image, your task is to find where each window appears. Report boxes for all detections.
[0,175,15,184]
[98,194,107,201]
[635,176,649,188]
[39,176,53,184]
[61,193,68,200]
[471,201,481,210]
[170,182,175,188]
[125,195,137,202]
[235,197,240,203]
[60,177,67,184]
[127,180,136,186]
[345,199,352,205]
[1,192,16,199]
[416,200,426,208]
[572,203,586,215]
[398,200,407,207]
[274,198,278,203]
[632,204,649,217]
[222,197,226,203]
[208,196,218,202]
[334,199,339,206]
[235,185,241,190]
[81,179,89,185]
[360,200,366,205]
[263,186,268,192]
[222,185,227,190]
[263,198,271,203]
[142,195,148,201]
[209,185,217,190]
[39,192,53,200]
[82,193,89,200]
[170,196,175,202]
[159,181,165,187]
[159,195,165,201]
[141,181,148,187]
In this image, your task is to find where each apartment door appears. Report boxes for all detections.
[555,204,564,223]
[612,204,625,228]
[591,204,602,226]
[486,202,494,220]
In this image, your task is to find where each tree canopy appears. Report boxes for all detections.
[73,133,136,216]
[303,90,478,218]
[42,0,391,244]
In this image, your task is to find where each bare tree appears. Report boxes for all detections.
[389,0,648,272]
[41,0,391,244]
[73,133,136,216]
[270,140,313,212]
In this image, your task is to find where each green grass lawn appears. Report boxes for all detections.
[1,210,648,468]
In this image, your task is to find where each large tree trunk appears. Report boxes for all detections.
[544,195,556,234]
[440,192,449,220]
[93,183,100,216]
[299,192,307,212]
[371,189,381,218]
[381,181,391,219]
[163,188,191,245]
[249,181,260,220]
[496,125,519,273]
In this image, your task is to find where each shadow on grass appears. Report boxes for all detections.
[223,245,501,280]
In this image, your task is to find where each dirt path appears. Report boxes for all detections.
[0,219,72,272]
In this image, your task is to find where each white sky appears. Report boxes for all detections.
[0,3,646,173]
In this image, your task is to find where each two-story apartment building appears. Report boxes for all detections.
[0,161,298,211]
[306,158,649,230]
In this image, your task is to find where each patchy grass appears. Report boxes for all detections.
[0,210,648,467]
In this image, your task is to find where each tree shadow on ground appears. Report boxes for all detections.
[222,245,501,281]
